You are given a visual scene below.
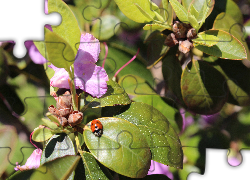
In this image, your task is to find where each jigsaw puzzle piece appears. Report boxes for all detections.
[0,0,61,59]
[188,149,250,180]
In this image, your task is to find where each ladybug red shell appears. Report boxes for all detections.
[91,119,103,137]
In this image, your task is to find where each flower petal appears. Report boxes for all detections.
[74,62,108,98]
[49,64,70,89]
[76,33,100,64]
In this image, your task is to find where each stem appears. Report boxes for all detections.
[68,66,78,111]
[114,48,140,78]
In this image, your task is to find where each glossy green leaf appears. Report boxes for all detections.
[132,95,182,133]
[83,117,151,178]
[41,134,76,165]
[9,156,80,180]
[32,127,54,142]
[213,13,250,61]
[192,32,219,47]
[86,79,131,108]
[181,59,228,115]
[41,118,59,130]
[162,46,185,106]
[0,126,17,177]
[115,102,183,169]
[211,59,250,106]
[48,0,81,55]
[169,0,188,23]
[80,152,113,180]
[68,5,85,32]
[143,24,172,31]
[189,4,199,19]
[114,0,159,23]
[92,15,120,40]
[45,32,75,70]
[190,0,214,23]
[194,30,247,60]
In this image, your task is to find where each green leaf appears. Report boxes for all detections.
[45,32,75,70]
[169,0,188,23]
[118,75,156,96]
[48,0,81,55]
[32,127,54,142]
[113,0,160,23]
[132,95,183,133]
[9,156,80,180]
[143,24,172,31]
[92,15,120,40]
[188,12,199,30]
[189,4,199,19]
[205,0,243,29]
[192,32,220,47]
[181,59,228,115]
[41,118,59,130]
[115,102,183,169]
[213,13,250,61]
[0,126,17,177]
[194,30,247,60]
[162,46,185,106]
[46,112,61,126]
[162,0,173,25]
[41,134,76,165]
[210,59,250,106]
[85,79,131,108]
[83,117,151,178]
[80,152,113,180]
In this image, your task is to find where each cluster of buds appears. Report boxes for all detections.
[48,91,83,127]
[164,21,197,54]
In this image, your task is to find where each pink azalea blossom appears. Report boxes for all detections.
[25,41,48,64]
[147,160,173,179]
[49,33,108,98]
[14,148,42,171]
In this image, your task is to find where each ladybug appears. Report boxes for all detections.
[91,119,103,137]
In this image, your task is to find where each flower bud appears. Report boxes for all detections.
[48,105,58,115]
[15,148,42,171]
[164,33,179,47]
[179,40,193,54]
[173,21,188,39]
[187,28,197,40]
[58,116,68,127]
[56,91,72,117]
[68,111,83,127]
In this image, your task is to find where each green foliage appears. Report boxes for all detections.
[83,117,151,178]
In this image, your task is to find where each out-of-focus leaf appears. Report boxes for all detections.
[0,126,17,177]
[92,15,120,40]
[211,59,250,106]
[114,0,160,23]
[9,156,80,180]
[181,59,228,115]
[205,0,243,29]
[194,30,247,60]
[48,0,81,54]
[143,24,171,31]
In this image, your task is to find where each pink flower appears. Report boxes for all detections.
[147,160,173,179]
[14,148,42,171]
[49,33,108,98]
[25,41,48,64]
